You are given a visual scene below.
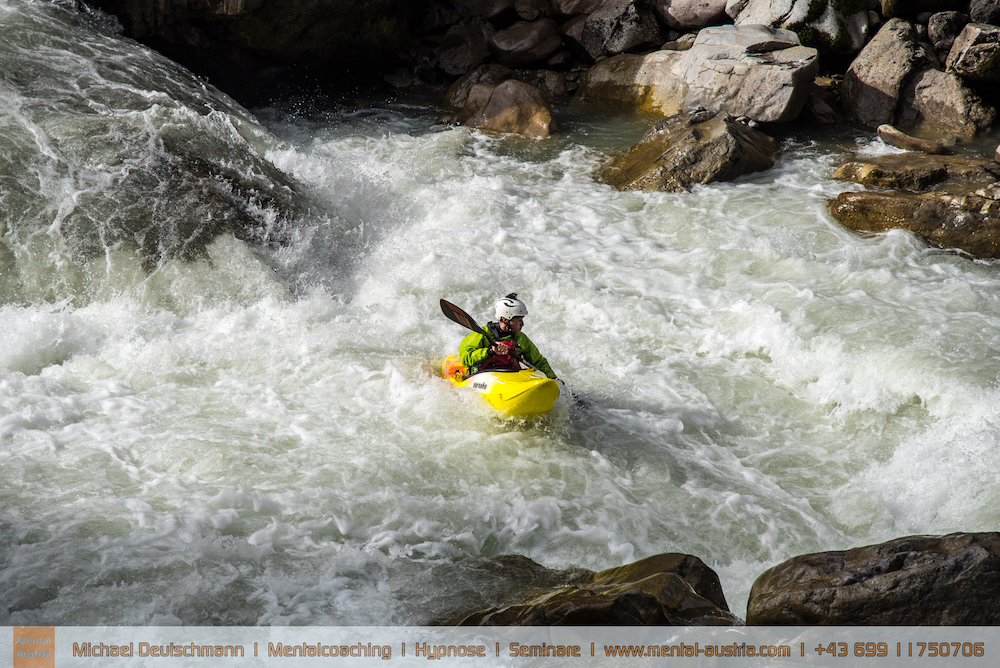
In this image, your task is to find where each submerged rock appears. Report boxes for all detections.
[876,124,954,154]
[597,110,778,192]
[443,553,741,626]
[747,533,1000,624]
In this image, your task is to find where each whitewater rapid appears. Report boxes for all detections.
[3,0,1000,627]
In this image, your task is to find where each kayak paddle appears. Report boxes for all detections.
[439,299,494,342]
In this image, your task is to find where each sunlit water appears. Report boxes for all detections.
[4,0,1000,626]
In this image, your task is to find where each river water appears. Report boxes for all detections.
[3,0,1000,626]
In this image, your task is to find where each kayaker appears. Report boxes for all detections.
[459,293,557,379]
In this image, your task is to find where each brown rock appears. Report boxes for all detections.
[454,553,741,626]
[748,533,1000,624]
[442,64,515,109]
[876,124,954,154]
[597,110,778,192]
[829,191,1000,258]
[945,22,1000,82]
[898,68,996,137]
[832,153,1000,190]
[456,80,559,137]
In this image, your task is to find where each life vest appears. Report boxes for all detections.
[478,323,521,372]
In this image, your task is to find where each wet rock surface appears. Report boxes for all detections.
[747,533,1000,625]
[597,109,778,192]
[436,553,741,626]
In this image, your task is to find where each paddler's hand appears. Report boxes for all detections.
[491,341,516,355]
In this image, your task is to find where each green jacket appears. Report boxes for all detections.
[459,323,556,379]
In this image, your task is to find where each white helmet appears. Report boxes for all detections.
[495,293,528,320]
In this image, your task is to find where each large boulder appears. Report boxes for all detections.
[897,68,996,137]
[438,18,497,75]
[841,18,935,129]
[725,0,869,54]
[580,0,662,60]
[653,0,729,31]
[748,533,1000,624]
[597,109,779,192]
[448,553,741,626]
[945,23,1000,83]
[574,50,687,115]
[680,25,819,123]
[574,25,819,123]
[456,79,559,137]
[489,18,563,67]
[442,64,515,108]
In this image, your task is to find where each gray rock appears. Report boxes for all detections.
[681,25,819,123]
[946,23,1000,83]
[490,18,563,67]
[437,19,497,76]
[841,18,935,129]
[927,11,968,61]
[725,0,869,54]
[652,0,729,31]
[597,109,779,192]
[969,0,1000,24]
[574,25,819,123]
[898,68,996,138]
[749,533,1000,624]
[581,0,662,60]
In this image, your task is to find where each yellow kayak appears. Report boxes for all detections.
[441,355,560,417]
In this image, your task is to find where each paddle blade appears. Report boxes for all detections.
[440,299,486,336]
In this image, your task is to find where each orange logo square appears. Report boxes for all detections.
[13,627,55,668]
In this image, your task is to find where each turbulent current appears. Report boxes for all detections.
[4,0,1000,626]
